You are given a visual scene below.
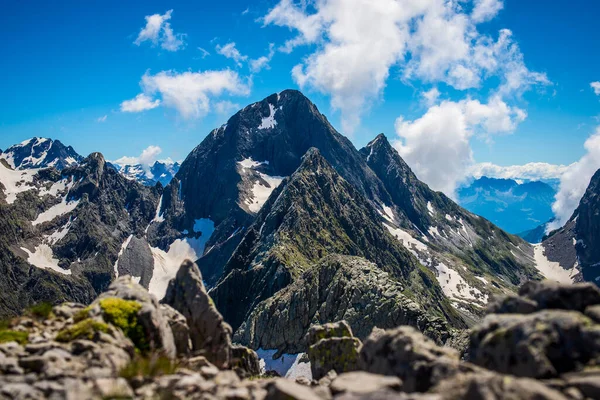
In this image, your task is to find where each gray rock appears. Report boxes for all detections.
[486,294,539,315]
[359,326,475,393]
[584,304,600,323]
[431,372,568,400]
[518,281,600,312]
[162,260,233,368]
[266,379,322,400]
[93,377,134,399]
[468,310,600,378]
[563,371,600,399]
[330,372,402,394]
[308,321,354,346]
[159,304,192,356]
[0,383,44,400]
[231,344,261,378]
[114,236,155,289]
[335,392,441,400]
[309,337,362,381]
[96,276,176,359]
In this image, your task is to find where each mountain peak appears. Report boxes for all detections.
[0,137,82,171]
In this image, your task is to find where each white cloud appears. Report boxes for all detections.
[96,115,107,123]
[548,126,600,230]
[263,0,548,133]
[216,42,248,67]
[113,145,163,167]
[471,0,504,23]
[249,43,276,73]
[198,47,211,58]
[120,93,161,113]
[421,88,440,107]
[134,10,185,52]
[591,81,600,96]
[469,162,570,181]
[393,96,527,197]
[133,70,250,119]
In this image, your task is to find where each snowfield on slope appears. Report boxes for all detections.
[533,244,577,283]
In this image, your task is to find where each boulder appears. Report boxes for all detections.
[266,379,322,400]
[90,276,177,359]
[486,294,538,315]
[431,372,568,400]
[330,371,402,394]
[307,322,361,380]
[359,326,476,393]
[231,344,261,378]
[518,281,600,312]
[162,260,233,368]
[468,310,600,378]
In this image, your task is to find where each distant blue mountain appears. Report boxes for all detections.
[458,177,556,236]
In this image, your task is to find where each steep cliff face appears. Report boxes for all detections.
[540,168,600,284]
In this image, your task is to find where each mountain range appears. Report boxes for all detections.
[457,177,556,239]
[0,90,595,356]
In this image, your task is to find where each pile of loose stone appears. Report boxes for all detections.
[1,260,600,400]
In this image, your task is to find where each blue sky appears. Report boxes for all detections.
[1,0,600,201]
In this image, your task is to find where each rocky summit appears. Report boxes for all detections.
[0,261,599,400]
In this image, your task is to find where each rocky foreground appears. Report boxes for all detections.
[1,260,600,400]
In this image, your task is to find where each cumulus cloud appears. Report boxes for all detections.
[548,126,600,231]
[123,70,250,119]
[120,93,161,113]
[469,162,570,181]
[134,10,186,52]
[592,81,600,96]
[216,42,248,67]
[113,145,163,167]
[263,0,548,133]
[421,88,440,107]
[393,96,526,197]
[471,0,504,23]
[249,44,276,73]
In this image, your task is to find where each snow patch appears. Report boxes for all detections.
[148,231,214,298]
[21,244,71,275]
[0,163,38,203]
[258,103,278,130]
[379,205,395,224]
[384,225,427,254]
[434,262,486,303]
[238,158,268,170]
[46,218,74,245]
[427,202,435,215]
[533,244,576,284]
[246,174,284,212]
[256,349,298,377]
[32,197,80,226]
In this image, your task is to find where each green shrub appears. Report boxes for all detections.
[0,330,28,345]
[55,318,110,342]
[26,302,54,320]
[120,353,178,382]
[99,297,147,352]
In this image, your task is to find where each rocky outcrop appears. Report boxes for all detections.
[1,273,599,399]
[359,326,475,393]
[88,276,177,359]
[307,322,361,380]
[235,255,452,355]
[162,260,233,368]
